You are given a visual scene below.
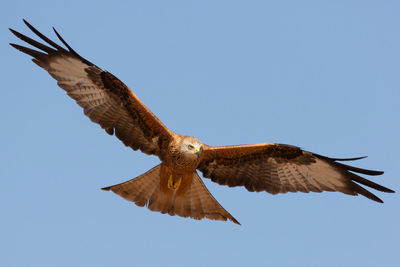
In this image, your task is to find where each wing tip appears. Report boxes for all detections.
[349,180,393,203]
[22,19,36,33]
[384,188,395,194]
[12,20,96,68]
[311,151,394,202]
[370,170,384,176]
[101,186,112,191]
[52,26,71,51]
[9,27,17,35]
[333,155,368,161]
[315,153,385,176]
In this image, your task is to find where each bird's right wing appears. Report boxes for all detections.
[10,20,173,156]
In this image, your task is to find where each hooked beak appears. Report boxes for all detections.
[192,146,203,157]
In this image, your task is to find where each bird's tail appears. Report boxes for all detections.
[101,164,240,225]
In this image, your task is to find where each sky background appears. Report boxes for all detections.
[1,1,399,266]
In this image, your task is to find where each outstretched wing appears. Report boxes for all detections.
[10,20,173,156]
[198,143,394,202]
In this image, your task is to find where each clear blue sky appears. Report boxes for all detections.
[1,1,399,266]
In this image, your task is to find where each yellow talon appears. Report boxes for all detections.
[174,177,182,190]
[167,175,182,190]
[168,175,173,189]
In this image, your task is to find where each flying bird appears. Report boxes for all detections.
[10,20,394,225]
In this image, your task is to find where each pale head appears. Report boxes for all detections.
[168,135,204,168]
[180,136,204,158]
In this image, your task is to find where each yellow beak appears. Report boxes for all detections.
[191,147,200,154]
[191,147,202,157]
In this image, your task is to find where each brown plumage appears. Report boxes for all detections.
[10,20,394,225]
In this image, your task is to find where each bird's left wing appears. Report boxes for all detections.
[10,20,173,156]
[198,143,394,202]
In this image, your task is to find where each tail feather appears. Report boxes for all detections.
[102,164,240,225]
[174,173,240,224]
[149,191,174,214]
[101,165,161,207]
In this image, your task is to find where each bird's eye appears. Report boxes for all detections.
[187,144,194,150]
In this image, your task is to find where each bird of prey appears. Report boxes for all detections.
[10,20,394,225]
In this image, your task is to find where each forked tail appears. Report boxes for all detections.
[102,164,240,225]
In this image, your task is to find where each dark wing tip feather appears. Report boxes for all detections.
[11,19,94,66]
[101,186,112,191]
[314,153,367,162]
[337,161,384,176]
[22,19,66,51]
[9,27,56,55]
[314,153,384,176]
[52,26,94,66]
[349,172,394,193]
[9,43,47,60]
[313,153,395,201]
[52,27,74,52]
[350,182,384,203]
[334,156,368,161]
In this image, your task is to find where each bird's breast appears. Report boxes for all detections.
[163,149,199,172]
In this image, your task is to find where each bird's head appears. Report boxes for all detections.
[180,136,204,159]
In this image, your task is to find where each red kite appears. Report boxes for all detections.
[10,20,394,225]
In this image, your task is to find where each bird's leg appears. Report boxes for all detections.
[168,175,182,190]
[167,175,173,189]
[173,177,182,190]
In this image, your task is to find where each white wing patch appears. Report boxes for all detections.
[49,56,88,80]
